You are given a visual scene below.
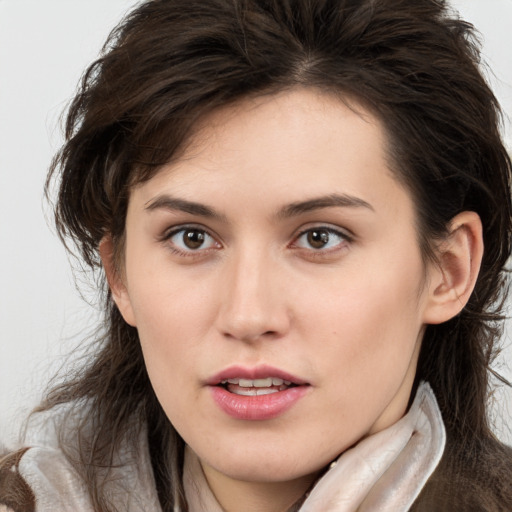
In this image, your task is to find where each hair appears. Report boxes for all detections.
[11,0,512,510]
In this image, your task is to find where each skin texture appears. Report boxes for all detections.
[103,89,483,512]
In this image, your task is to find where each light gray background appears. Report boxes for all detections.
[1,0,511,446]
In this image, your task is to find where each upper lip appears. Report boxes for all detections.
[206,364,308,386]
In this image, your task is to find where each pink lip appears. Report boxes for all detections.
[207,365,310,421]
[206,364,308,386]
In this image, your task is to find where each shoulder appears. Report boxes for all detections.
[0,448,36,512]
[0,444,92,512]
[1,404,162,512]
[0,404,94,512]
[412,436,512,511]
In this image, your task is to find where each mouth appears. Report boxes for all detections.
[208,366,310,420]
[218,377,298,396]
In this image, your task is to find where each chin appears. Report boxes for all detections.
[203,447,328,484]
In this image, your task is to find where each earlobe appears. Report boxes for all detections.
[423,211,484,325]
[99,236,137,327]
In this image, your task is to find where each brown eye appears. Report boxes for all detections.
[167,227,218,253]
[307,229,330,249]
[293,227,348,252]
[183,229,206,249]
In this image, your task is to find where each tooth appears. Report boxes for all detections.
[253,378,273,387]
[225,377,292,388]
[232,387,258,396]
[256,388,278,395]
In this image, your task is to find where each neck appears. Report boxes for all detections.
[201,461,319,512]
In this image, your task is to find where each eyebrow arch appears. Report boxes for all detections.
[145,195,227,221]
[277,193,374,218]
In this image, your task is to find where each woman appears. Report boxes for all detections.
[1,0,511,510]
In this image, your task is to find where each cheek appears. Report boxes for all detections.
[297,248,426,381]
[123,259,222,407]
[132,297,205,430]
[131,286,207,365]
[125,242,217,339]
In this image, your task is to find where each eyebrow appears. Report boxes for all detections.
[276,193,374,218]
[145,195,227,221]
[144,192,373,221]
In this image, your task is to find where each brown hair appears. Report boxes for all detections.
[10,0,512,510]
[0,449,36,512]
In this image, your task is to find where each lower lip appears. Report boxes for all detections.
[209,385,309,421]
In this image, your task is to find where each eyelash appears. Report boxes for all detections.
[161,225,221,258]
[160,224,353,258]
[290,226,352,255]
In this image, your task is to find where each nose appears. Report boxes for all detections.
[216,250,291,343]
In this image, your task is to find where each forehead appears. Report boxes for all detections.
[130,88,413,223]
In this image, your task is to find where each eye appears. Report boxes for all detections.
[165,227,220,253]
[293,227,349,251]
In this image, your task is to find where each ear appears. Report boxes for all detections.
[99,236,137,327]
[422,211,484,325]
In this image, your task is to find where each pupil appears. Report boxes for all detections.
[184,230,205,249]
[308,229,329,249]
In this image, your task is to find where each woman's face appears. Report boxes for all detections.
[114,89,438,486]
